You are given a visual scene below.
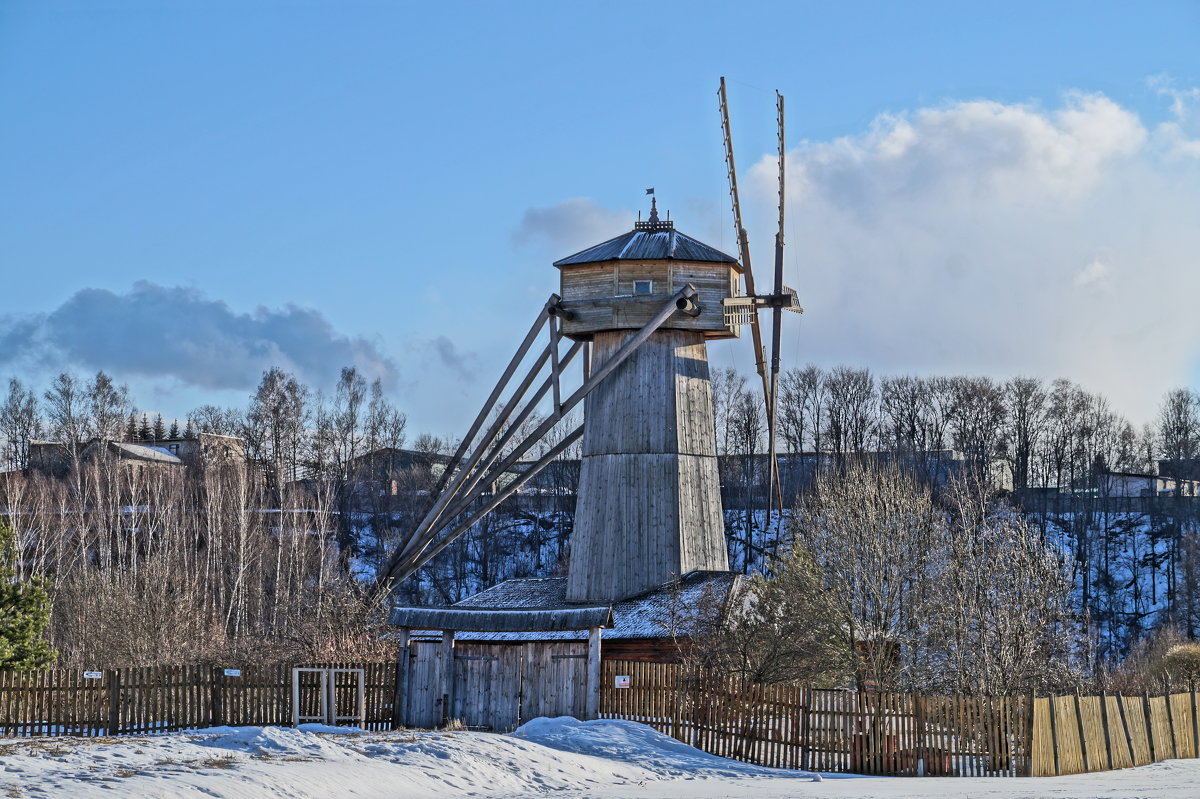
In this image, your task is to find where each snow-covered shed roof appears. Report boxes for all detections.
[437,571,740,642]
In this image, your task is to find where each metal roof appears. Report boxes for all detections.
[553,220,739,268]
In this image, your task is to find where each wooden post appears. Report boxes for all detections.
[392,628,410,730]
[1026,690,1036,777]
[1164,692,1179,760]
[800,687,811,772]
[107,671,121,736]
[211,668,224,728]
[584,627,602,720]
[1099,692,1114,771]
[1143,691,1157,762]
[1185,686,1195,758]
[1047,694,1061,776]
[440,630,456,727]
[1073,691,1090,772]
[1116,693,1136,766]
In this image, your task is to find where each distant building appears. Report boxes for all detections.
[1097,471,1200,498]
[1158,459,1200,482]
[25,433,246,478]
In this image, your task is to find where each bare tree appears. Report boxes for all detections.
[1159,388,1199,461]
[792,461,1081,693]
[1005,376,1046,490]
[824,366,875,457]
[0,378,41,470]
[244,368,310,499]
[85,371,131,441]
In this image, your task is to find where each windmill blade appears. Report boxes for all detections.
[767,90,786,518]
[718,77,772,426]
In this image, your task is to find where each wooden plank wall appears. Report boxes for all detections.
[405,640,591,732]
[0,662,396,737]
[600,660,1200,778]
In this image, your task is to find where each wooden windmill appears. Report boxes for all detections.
[379,79,801,602]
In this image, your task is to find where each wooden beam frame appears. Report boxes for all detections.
[376,287,697,590]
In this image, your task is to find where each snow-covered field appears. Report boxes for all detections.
[1,717,1196,799]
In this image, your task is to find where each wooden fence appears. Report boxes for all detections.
[4,656,1199,780]
[0,662,397,737]
[1031,692,1200,776]
[599,660,1200,777]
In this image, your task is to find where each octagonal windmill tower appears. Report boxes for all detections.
[552,199,738,602]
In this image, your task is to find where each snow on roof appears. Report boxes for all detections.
[107,441,183,464]
[446,571,739,642]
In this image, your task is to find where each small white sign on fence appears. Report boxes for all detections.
[615,675,630,689]
[83,671,103,679]
[223,669,242,677]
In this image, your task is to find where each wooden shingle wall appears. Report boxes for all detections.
[558,259,739,340]
[567,328,727,603]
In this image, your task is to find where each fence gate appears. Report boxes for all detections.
[291,668,366,728]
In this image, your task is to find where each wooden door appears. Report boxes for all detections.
[452,643,521,731]
[519,641,589,724]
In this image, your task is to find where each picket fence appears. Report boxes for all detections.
[0,662,397,737]
[599,660,1200,777]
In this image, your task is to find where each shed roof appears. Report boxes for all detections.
[553,221,739,269]
[388,605,613,632]
[428,571,740,642]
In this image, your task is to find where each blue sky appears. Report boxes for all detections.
[2,1,1199,436]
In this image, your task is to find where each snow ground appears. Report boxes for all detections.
[0,717,1196,799]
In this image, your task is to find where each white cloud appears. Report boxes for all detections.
[512,197,634,254]
[740,88,1200,422]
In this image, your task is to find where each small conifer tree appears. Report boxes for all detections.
[124,411,139,441]
[152,414,166,441]
[0,520,56,671]
[168,419,180,439]
[138,413,152,441]
[183,419,195,439]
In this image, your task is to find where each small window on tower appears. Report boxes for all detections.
[634,280,653,295]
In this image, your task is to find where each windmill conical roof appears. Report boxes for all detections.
[553,220,740,269]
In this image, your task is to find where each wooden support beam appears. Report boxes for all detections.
[434,297,554,495]
[440,630,456,726]
[382,289,691,587]
[550,314,562,419]
[427,341,582,531]
[398,343,552,557]
[391,426,584,577]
